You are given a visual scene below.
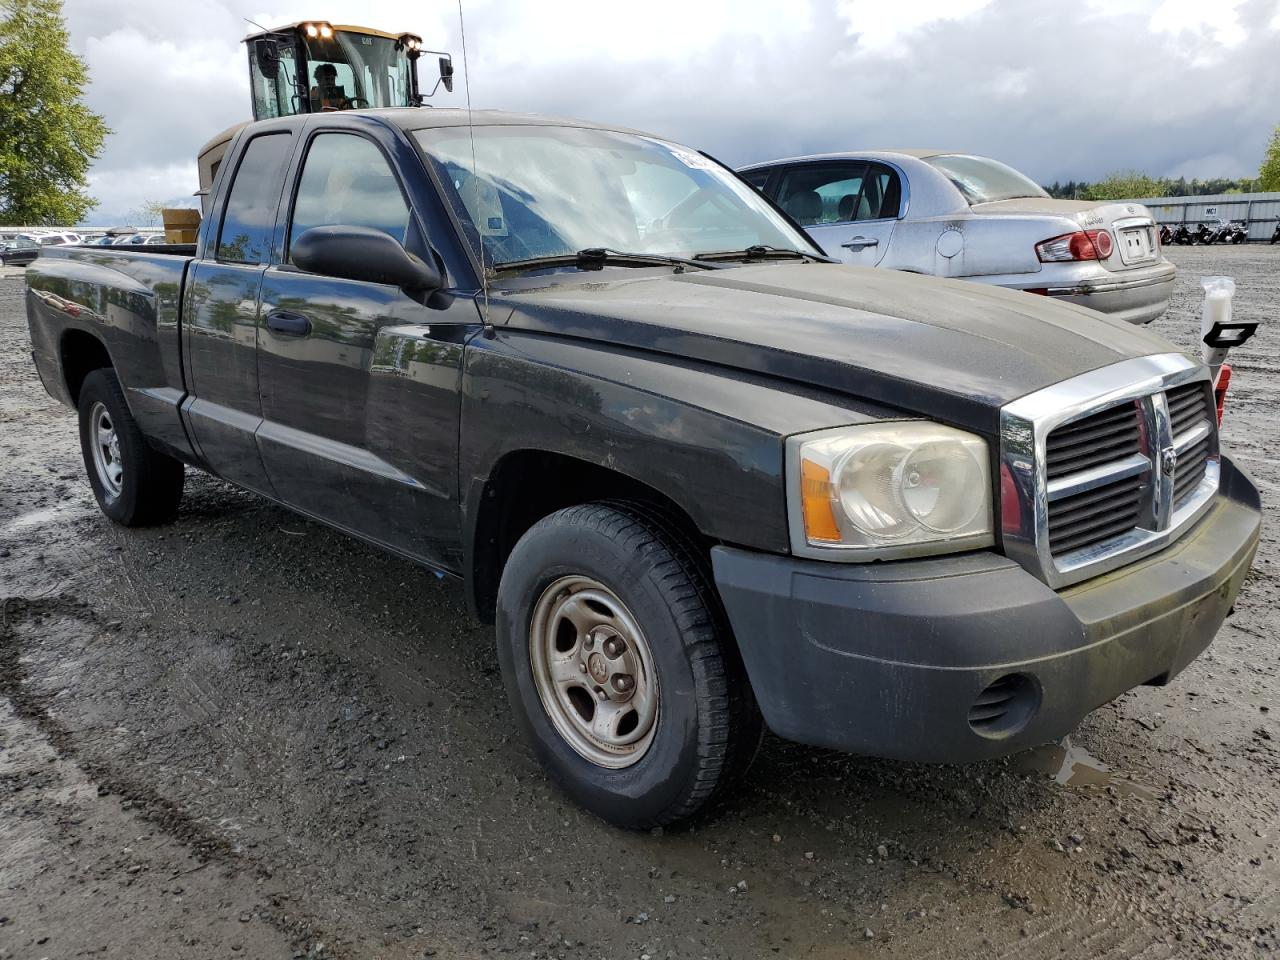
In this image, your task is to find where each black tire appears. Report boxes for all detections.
[495,502,762,828]
[77,368,184,525]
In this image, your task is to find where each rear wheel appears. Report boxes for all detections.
[496,502,761,828]
[77,368,184,525]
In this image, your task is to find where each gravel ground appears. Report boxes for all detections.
[1,246,1277,960]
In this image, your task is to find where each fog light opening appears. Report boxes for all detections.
[969,673,1040,739]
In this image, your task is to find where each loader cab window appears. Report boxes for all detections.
[216,133,293,264]
[249,40,301,120]
[301,32,413,111]
[309,61,357,111]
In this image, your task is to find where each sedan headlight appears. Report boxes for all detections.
[786,422,994,560]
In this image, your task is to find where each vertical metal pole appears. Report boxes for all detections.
[1245,199,1254,241]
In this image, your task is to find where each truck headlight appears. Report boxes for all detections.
[786,422,994,560]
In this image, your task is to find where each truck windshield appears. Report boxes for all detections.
[925,154,1048,204]
[302,32,413,110]
[414,125,822,269]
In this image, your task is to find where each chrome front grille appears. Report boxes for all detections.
[1167,381,1214,507]
[1047,472,1148,555]
[1045,402,1143,477]
[1044,401,1150,558]
[1000,354,1220,589]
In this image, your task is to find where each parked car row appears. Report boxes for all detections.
[0,228,171,264]
[739,150,1175,325]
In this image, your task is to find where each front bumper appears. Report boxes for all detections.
[712,455,1261,763]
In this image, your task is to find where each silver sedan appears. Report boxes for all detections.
[739,150,1175,325]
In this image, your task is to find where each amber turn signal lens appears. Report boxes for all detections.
[800,459,841,543]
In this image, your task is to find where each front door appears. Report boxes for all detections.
[255,130,477,568]
[183,130,294,494]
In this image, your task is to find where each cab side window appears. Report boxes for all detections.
[288,133,411,256]
[216,133,293,264]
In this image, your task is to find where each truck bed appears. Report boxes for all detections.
[26,245,198,461]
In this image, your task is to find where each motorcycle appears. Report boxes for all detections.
[1159,223,1174,245]
[1190,222,1217,245]
[1170,224,1193,245]
[1271,221,1279,245]
[1219,220,1248,244]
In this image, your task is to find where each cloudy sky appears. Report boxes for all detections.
[62,0,1280,225]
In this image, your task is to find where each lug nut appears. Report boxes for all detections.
[604,638,624,657]
[596,688,609,701]
[613,675,633,692]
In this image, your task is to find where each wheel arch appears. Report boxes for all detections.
[59,328,115,406]
[464,448,710,625]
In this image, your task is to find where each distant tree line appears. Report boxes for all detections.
[1044,129,1280,201]
[1043,174,1263,201]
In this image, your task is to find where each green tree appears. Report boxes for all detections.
[0,0,109,225]
[1082,170,1164,201]
[132,198,166,226]
[1259,124,1280,191]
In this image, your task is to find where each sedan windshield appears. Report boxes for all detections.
[414,125,822,269]
[925,154,1048,204]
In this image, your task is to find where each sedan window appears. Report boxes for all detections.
[774,163,867,225]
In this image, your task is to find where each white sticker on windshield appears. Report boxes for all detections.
[669,148,718,171]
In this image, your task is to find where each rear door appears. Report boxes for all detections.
[255,127,476,567]
[183,129,294,494]
[770,160,900,266]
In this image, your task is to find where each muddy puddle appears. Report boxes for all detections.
[1017,736,1158,800]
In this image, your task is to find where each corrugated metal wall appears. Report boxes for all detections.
[1130,192,1280,241]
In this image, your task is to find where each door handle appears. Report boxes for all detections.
[841,236,879,250]
[265,310,312,336]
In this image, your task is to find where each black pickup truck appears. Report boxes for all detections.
[26,109,1261,828]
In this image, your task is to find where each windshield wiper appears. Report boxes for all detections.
[492,248,723,275]
[693,244,839,264]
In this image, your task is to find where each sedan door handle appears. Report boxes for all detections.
[840,236,879,250]
[265,310,312,336]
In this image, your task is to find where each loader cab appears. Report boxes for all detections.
[245,21,454,121]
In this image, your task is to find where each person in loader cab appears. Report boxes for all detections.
[310,63,348,110]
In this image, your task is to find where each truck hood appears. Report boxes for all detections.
[496,262,1178,434]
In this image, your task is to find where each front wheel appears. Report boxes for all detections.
[78,368,184,525]
[495,502,761,828]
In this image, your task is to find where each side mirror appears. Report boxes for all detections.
[255,38,280,79]
[291,225,442,295]
[439,56,454,93]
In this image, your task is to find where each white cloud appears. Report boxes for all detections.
[1149,0,1247,47]
[55,0,1280,225]
[834,0,993,56]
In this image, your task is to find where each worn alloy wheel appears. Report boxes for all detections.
[88,401,125,499]
[529,575,659,768]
